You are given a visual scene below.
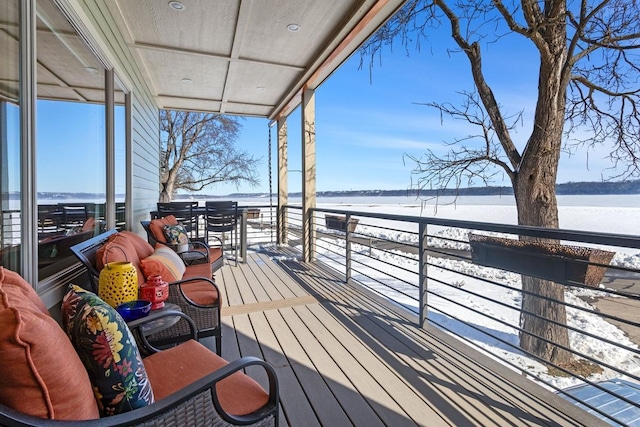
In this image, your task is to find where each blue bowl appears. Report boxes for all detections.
[116,300,152,322]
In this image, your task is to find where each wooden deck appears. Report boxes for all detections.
[208,246,606,427]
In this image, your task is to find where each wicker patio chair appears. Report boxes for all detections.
[141,219,224,271]
[0,267,279,427]
[70,230,222,353]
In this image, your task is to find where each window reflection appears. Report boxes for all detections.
[35,0,106,280]
[0,0,21,273]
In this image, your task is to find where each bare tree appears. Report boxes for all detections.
[159,110,260,201]
[362,0,640,366]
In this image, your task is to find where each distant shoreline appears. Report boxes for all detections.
[189,179,640,199]
[13,179,640,201]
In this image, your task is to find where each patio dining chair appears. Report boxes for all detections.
[58,203,89,229]
[157,201,200,238]
[37,204,62,237]
[205,201,239,265]
[115,202,126,230]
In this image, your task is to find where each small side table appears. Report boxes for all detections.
[138,303,182,335]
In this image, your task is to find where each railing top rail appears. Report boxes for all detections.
[283,204,640,249]
[236,204,274,209]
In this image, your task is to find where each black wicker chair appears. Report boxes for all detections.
[0,279,279,427]
[141,220,224,272]
[70,230,222,354]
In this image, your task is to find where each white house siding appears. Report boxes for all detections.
[69,0,161,234]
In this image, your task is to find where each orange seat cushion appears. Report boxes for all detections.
[149,215,178,244]
[0,268,99,420]
[183,262,212,280]
[144,340,269,416]
[208,247,222,263]
[179,280,219,306]
[181,264,218,305]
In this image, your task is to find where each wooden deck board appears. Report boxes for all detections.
[284,304,425,427]
[265,308,353,426]
[289,261,509,425]
[212,248,608,427]
[226,260,259,305]
[218,262,243,307]
[245,253,297,300]
[297,260,589,427]
[237,258,272,303]
[244,311,316,427]
[251,251,313,299]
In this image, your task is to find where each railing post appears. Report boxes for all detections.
[345,213,352,282]
[305,208,316,261]
[278,205,288,245]
[418,223,428,328]
[241,209,247,263]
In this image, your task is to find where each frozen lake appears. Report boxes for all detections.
[28,193,638,235]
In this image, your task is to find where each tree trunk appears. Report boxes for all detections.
[159,190,171,202]
[514,153,572,366]
[160,180,174,202]
[160,167,178,202]
[512,5,573,366]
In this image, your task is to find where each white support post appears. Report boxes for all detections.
[301,88,316,262]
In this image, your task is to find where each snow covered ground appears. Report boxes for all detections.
[248,194,640,391]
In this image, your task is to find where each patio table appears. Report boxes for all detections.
[150,205,250,263]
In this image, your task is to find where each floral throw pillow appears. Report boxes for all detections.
[61,285,154,416]
[163,224,189,252]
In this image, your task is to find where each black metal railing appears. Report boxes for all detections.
[283,204,640,426]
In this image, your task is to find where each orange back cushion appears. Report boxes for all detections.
[96,234,144,285]
[0,267,99,420]
[119,231,154,259]
[149,215,178,244]
[139,246,186,282]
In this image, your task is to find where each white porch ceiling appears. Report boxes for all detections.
[106,0,406,119]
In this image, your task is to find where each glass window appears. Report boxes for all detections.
[36,0,106,280]
[115,84,126,230]
[0,0,21,273]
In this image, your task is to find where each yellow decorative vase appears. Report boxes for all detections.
[98,261,138,308]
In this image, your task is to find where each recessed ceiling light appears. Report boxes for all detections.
[287,23,300,32]
[169,1,185,11]
[84,66,99,74]
[181,78,192,83]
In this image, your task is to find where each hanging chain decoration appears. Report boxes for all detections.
[268,123,274,243]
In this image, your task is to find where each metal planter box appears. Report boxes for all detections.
[245,208,260,219]
[468,234,615,287]
[325,215,359,233]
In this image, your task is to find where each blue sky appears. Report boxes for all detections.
[33,20,626,196]
[213,28,624,196]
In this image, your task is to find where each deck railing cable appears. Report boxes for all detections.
[278,204,640,426]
